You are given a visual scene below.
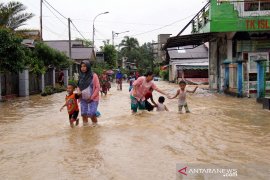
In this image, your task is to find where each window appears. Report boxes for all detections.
[244,1,270,11]
[260,2,270,10]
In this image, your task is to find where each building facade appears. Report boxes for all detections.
[164,0,270,98]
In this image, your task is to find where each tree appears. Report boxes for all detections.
[74,38,92,47]
[33,42,72,69]
[102,44,117,68]
[0,28,25,73]
[119,36,139,62]
[0,1,34,30]
[137,43,154,71]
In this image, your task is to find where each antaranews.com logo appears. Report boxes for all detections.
[178,166,237,177]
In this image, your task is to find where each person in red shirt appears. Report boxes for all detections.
[144,87,157,111]
[60,83,80,128]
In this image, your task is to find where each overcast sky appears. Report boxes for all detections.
[3,0,208,48]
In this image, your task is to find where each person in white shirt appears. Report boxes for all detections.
[169,80,198,114]
[156,96,169,112]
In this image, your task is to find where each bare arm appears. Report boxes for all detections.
[150,96,157,107]
[90,74,100,101]
[165,105,169,111]
[187,86,198,93]
[169,89,180,99]
[155,88,168,96]
[60,103,66,112]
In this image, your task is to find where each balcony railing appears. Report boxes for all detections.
[178,1,210,35]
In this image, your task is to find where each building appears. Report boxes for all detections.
[44,40,95,63]
[151,34,172,65]
[164,0,270,99]
[168,44,209,84]
[96,52,105,63]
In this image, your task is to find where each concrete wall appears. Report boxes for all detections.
[209,35,228,92]
[209,41,218,90]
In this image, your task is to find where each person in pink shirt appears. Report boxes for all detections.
[77,60,100,127]
[130,71,168,113]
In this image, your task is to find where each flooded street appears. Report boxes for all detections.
[0,81,269,180]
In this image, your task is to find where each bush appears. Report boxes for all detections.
[160,70,169,81]
[54,84,66,93]
[41,85,66,96]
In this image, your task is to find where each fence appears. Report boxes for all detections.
[0,72,19,97]
[29,73,40,95]
[44,68,54,87]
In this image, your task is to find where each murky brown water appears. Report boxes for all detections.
[0,81,269,180]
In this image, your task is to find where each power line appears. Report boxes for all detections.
[42,0,90,41]
[70,20,88,41]
[72,18,168,26]
[43,26,67,39]
[43,2,68,27]
[43,0,68,20]
[119,13,196,38]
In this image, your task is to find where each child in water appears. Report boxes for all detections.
[156,96,169,111]
[60,82,80,128]
[169,80,198,113]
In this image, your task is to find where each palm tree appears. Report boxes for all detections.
[0,1,34,30]
[119,36,140,63]
[119,36,139,53]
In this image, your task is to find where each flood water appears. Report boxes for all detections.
[0,81,269,180]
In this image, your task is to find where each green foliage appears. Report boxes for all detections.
[33,42,72,69]
[75,38,92,47]
[119,36,139,52]
[41,85,65,96]
[160,70,169,81]
[0,1,34,30]
[0,28,25,73]
[23,46,46,74]
[102,44,117,68]
[0,28,71,75]
[153,66,160,76]
[91,62,110,76]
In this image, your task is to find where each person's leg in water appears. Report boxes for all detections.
[69,111,79,128]
[138,100,146,112]
[120,79,122,91]
[178,105,184,114]
[184,103,190,113]
[82,116,88,126]
[145,100,154,111]
[90,116,98,127]
[131,96,139,114]
[81,100,89,126]
[69,115,75,128]
[89,101,99,126]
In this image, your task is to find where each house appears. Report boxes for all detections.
[44,40,95,74]
[121,57,137,71]
[164,0,270,99]
[168,44,209,84]
[96,52,105,63]
[44,40,95,63]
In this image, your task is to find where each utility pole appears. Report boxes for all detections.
[112,30,129,46]
[112,31,114,46]
[40,0,43,41]
[68,18,72,77]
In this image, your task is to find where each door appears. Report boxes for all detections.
[247,52,269,97]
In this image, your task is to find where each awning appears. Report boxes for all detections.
[177,65,208,70]
[163,32,217,49]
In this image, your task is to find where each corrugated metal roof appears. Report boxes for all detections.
[163,32,217,49]
[168,45,208,59]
